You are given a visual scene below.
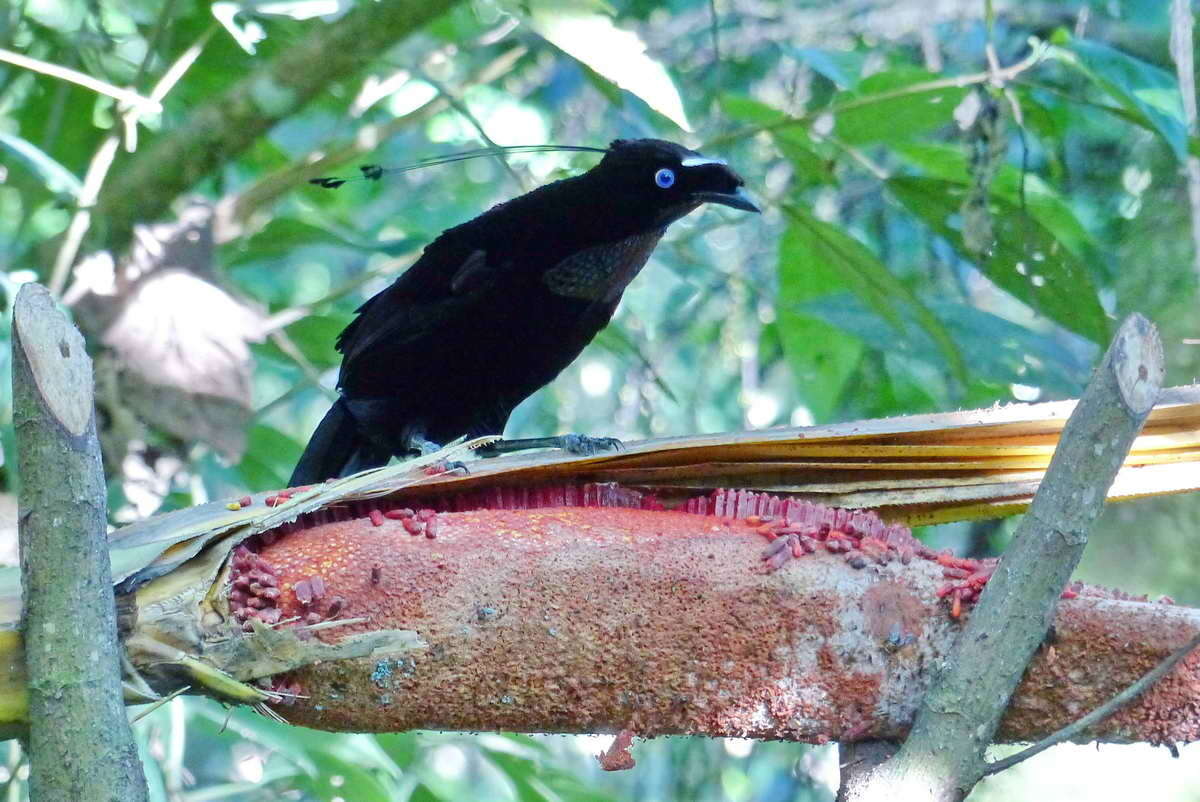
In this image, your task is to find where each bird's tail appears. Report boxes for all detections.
[289,398,390,485]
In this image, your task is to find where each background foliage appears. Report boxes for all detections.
[1,0,1199,798]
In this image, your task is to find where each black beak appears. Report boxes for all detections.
[693,186,761,213]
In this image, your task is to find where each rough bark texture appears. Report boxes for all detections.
[857,314,1164,801]
[172,503,1200,744]
[13,284,147,800]
[93,0,460,256]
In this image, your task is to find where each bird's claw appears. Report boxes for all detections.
[558,434,623,456]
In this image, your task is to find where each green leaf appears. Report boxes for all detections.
[887,176,1109,344]
[805,294,1092,396]
[791,47,866,89]
[408,784,446,802]
[783,206,967,375]
[893,142,1099,262]
[285,314,354,369]
[528,10,690,130]
[775,223,864,420]
[719,95,832,185]
[0,131,83,198]
[832,67,969,145]
[226,217,418,268]
[1050,38,1187,160]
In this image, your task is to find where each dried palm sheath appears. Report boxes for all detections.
[0,385,1195,743]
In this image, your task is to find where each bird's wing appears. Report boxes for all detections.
[335,237,502,369]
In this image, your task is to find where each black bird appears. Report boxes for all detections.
[289,138,759,485]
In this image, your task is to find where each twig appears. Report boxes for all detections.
[984,628,1200,775]
[49,28,213,296]
[220,44,525,234]
[129,685,191,725]
[707,42,1047,148]
[95,0,462,256]
[0,47,160,114]
[14,283,148,799]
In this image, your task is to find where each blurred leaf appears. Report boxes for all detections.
[887,176,1110,344]
[1050,38,1187,160]
[720,95,832,185]
[0,131,82,198]
[528,10,690,130]
[592,324,677,403]
[226,217,418,268]
[832,67,969,145]
[780,206,968,392]
[791,47,866,89]
[775,221,864,421]
[805,294,1092,397]
[237,424,303,489]
[284,314,354,369]
[408,784,447,802]
[293,751,397,802]
[893,142,1099,261]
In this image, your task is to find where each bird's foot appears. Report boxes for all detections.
[477,433,623,458]
[557,433,623,456]
[403,439,468,475]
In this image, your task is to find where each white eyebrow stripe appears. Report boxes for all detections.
[680,156,727,168]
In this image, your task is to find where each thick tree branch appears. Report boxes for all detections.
[13,284,147,800]
[856,314,1164,801]
[984,628,1200,775]
[94,0,460,256]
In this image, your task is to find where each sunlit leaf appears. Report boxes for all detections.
[887,176,1109,344]
[528,11,690,130]
[1050,37,1188,160]
[0,132,82,198]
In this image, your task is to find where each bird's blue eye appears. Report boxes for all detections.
[654,168,675,189]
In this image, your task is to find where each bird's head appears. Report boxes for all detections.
[593,139,760,228]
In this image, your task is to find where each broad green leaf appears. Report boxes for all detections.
[893,142,1098,262]
[887,176,1109,344]
[0,132,82,198]
[285,313,355,369]
[528,11,690,130]
[775,222,864,420]
[408,784,447,802]
[1050,38,1187,160]
[832,67,969,145]
[778,207,967,412]
[805,294,1092,397]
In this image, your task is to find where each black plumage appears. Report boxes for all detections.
[289,138,758,484]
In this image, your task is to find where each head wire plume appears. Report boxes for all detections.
[309,144,610,189]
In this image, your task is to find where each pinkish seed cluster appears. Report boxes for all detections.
[750,510,921,573]
[229,546,283,630]
[933,554,998,618]
[293,575,344,625]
